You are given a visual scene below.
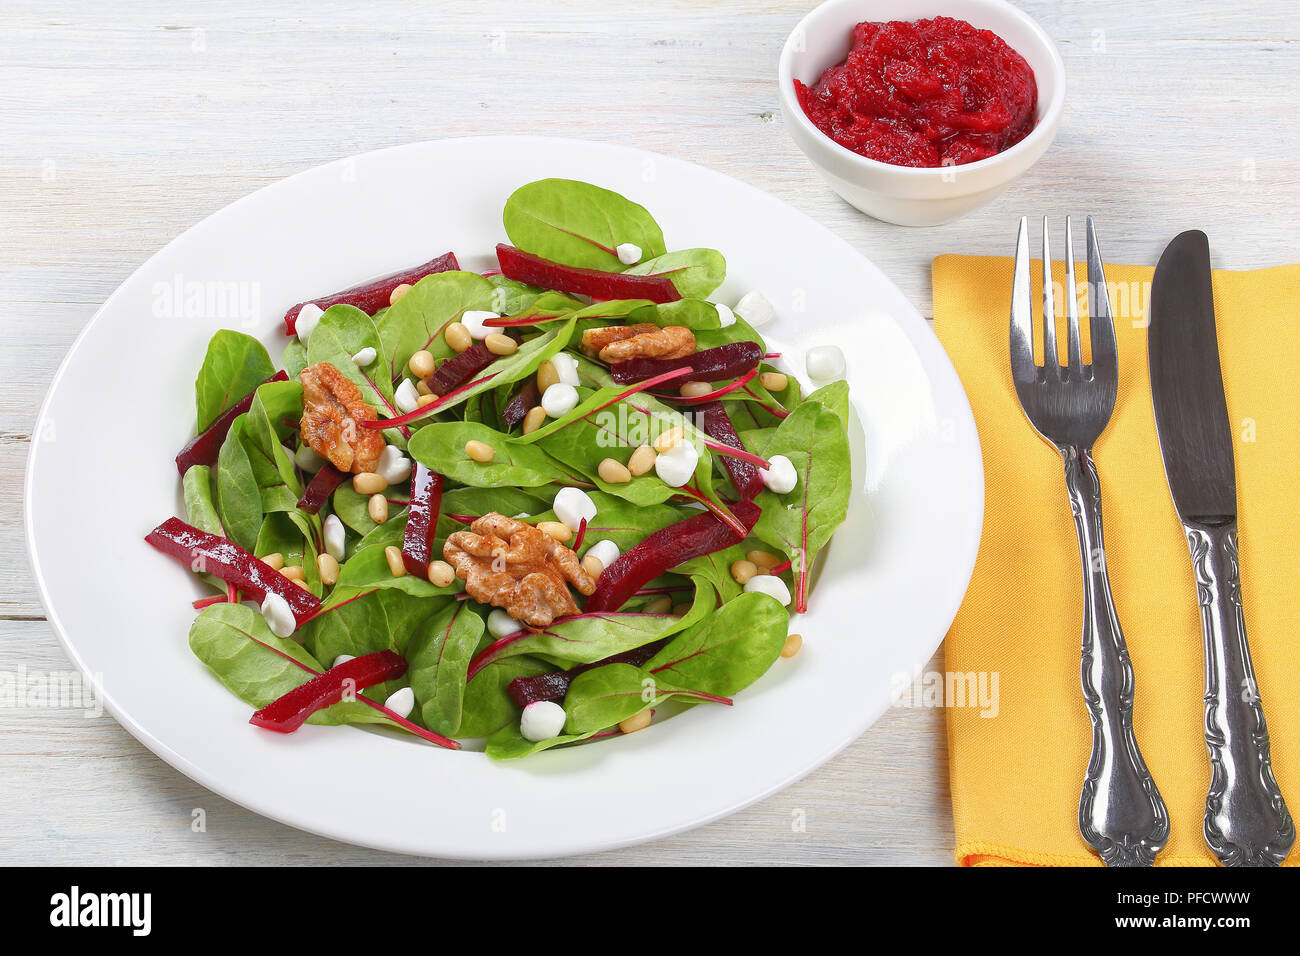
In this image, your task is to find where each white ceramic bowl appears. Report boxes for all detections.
[778,0,1066,226]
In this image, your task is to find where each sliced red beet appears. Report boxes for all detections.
[698,401,764,500]
[145,517,321,624]
[496,244,681,303]
[609,341,762,385]
[282,251,459,335]
[401,464,445,575]
[507,638,671,708]
[249,650,408,733]
[501,379,540,429]
[428,343,497,395]
[296,463,347,514]
[175,370,290,475]
[585,500,761,614]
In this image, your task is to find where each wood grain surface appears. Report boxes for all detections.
[2,0,1295,865]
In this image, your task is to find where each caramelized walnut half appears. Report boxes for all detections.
[444,512,596,627]
[299,361,385,474]
[582,323,695,363]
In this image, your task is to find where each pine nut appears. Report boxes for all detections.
[522,406,546,435]
[644,595,673,614]
[781,633,803,659]
[654,426,684,453]
[485,332,517,356]
[672,602,692,617]
[427,560,456,587]
[281,565,305,582]
[748,549,782,570]
[445,322,473,353]
[465,440,495,463]
[368,493,388,524]
[537,521,572,542]
[293,578,313,592]
[389,283,413,306]
[581,554,605,579]
[353,472,388,495]
[619,710,653,734]
[317,552,339,586]
[384,546,406,578]
[417,394,437,407]
[408,350,436,378]
[628,444,657,476]
[730,559,758,585]
[597,457,632,484]
[416,378,432,396]
[261,552,285,572]
[760,371,789,392]
[679,381,712,398]
[536,360,560,392]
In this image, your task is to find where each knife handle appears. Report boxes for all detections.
[1063,446,1170,866]
[1184,519,1295,866]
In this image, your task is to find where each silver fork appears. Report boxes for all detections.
[1010,216,1170,867]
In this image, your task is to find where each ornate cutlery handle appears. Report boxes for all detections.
[1184,520,1294,866]
[1063,446,1169,866]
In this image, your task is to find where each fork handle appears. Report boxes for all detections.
[1062,445,1169,866]
[1183,519,1294,866]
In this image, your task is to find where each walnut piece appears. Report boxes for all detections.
[299,361,385,474]
[582,323,696,363]
[444,512,596,627]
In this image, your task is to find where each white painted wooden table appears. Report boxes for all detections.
[2,1,1295,865]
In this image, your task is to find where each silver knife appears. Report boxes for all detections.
[1148,229,1295,866]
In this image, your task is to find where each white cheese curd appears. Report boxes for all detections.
[541,382,579,418]
[376,444,412,484]
[332,654,355,668]
[585,539,621,569]
[714,302,737,328]
[616,242,643,265]
[806,344,847,383]
[553,487,598,532]
[260,592,296,639]
[760,454,798,494]
[653,439,699,488]
[487,608,522,639]
[394,378,420,413]
[295,303,325,343]
[550,351,581,387]
[460,309,498,340]
[520,700,567,742]
[744,574,792,607]
[322,514,346,562]
[734,291,776,329]
[384,686,415,719]
[351,346,377,367]
[293,443,326,472]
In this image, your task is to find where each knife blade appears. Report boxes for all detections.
[1147,230,1294,866]
[1148,229,1235,520]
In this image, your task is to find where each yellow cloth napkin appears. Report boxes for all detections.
[933,254,1300,867]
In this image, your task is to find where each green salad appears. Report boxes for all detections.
[148,178,852,759]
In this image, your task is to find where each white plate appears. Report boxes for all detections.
[25,137,982,859]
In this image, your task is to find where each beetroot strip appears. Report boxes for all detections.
[283,252,459,335]
[496,244,681,303]
[175,370,289,474]
[296,463,347,514]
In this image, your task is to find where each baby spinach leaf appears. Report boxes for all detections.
[459,654,551,739]
[299,588,395,665]
[215,418,263,552]
[281,338,308,380]
[749,402,852,604]
[195,330,275,432]
[478,612,683,670]
[335,542,459,598]
[623,248,726,299]
[563,662,661,733]
[484,723,600,760]
[694,314,767,353]
[531,492,681,552]
[646,591,788,697]
[630,297,724,331]
[331,482,388,536]
[408,602,486,737]
[188,603,381,727]
[804,380,849,428]
[305,304,393,409]
[441,485,549,519]
[375,271,495,382]
[503,179,666,271]
[182,465,223,536]
[408,421,576,488]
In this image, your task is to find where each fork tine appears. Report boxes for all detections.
[1086,216,1117,375]
[1064,216,1083,374]
[1010,216,1035,383]
[1040,216,1058,372]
